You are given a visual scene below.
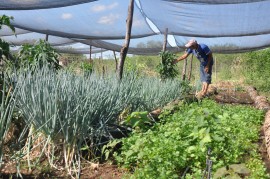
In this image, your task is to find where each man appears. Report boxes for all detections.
[174,39,213,97]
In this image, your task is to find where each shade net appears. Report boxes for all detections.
[139,0,270,37]
[161,0,267,4]
[175,35,270,53]
[2,33,75,46]
[55,43,107,55]
[76,34,181,55]
[0,1,155,39]
[0,0,97,10]
[1,0,270,54]
[0,26,29,36]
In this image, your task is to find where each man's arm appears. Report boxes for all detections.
[204,52,213,73]
[173,52,189,64]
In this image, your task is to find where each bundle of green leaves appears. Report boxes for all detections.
[157,51,178,79]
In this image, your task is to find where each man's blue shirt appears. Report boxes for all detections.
[186,43,213,66]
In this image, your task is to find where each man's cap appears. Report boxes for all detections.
[185,39,197,48]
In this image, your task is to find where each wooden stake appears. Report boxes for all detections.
[188,54,193,81]
[100,48,103,60]
[113,51,118,71]
[162,28,168,52]
[90,45,92,61]
[45,34,49,41]
[215,57,217,81]
[182,58,187,81]
[117,0,134,80]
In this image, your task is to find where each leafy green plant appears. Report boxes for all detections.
[122,111,152,131]
[101,140,121,161]
[80,61,94,75]
[17,40,60,70]
[156,51,178,79]
[0,15,15,61]
[115,99,267,178]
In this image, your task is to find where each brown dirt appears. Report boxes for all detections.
[0,162,127,179]
[259,127,270,174]
[213,91,253,105]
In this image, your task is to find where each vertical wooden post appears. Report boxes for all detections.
[100,48,103,60]
[188,54,193,81]
[182,58,187,81]
[113,51,118,72]
[162,28,168,52]
[102,66,105,78]
[117,0,134,80]
[45,34,49,41]
[215,57,217,81]
[89,45,92,61]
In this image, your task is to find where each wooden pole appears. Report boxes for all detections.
[113,51,118,72]
[162,28,168,52]
[89,45,92,61]
[188,54,193,81]
[182,58,187,81]
[100,48,103,60]
[215,57,217,81]
[45,34,49,41]
[117,0,134,80]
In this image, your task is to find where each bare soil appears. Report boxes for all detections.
[0,162,127,179]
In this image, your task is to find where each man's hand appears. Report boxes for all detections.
[204,66,209,73]
[173,59,178,64]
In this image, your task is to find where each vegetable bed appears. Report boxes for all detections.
[115,100,269,178]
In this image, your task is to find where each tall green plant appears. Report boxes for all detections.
[0,15,15,61]
[157,51,178,79]
[17,40,60,70]
[0,75,17,165]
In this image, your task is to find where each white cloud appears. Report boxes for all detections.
[133,19,144,27]
[61,13,73,20]
[98,14,120,25]
[91,2,118,12]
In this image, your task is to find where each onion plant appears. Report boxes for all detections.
[0,74,17,166]
[15,66,188,175]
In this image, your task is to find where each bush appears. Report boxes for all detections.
[17,40,60,70]
[242,49,270,92]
